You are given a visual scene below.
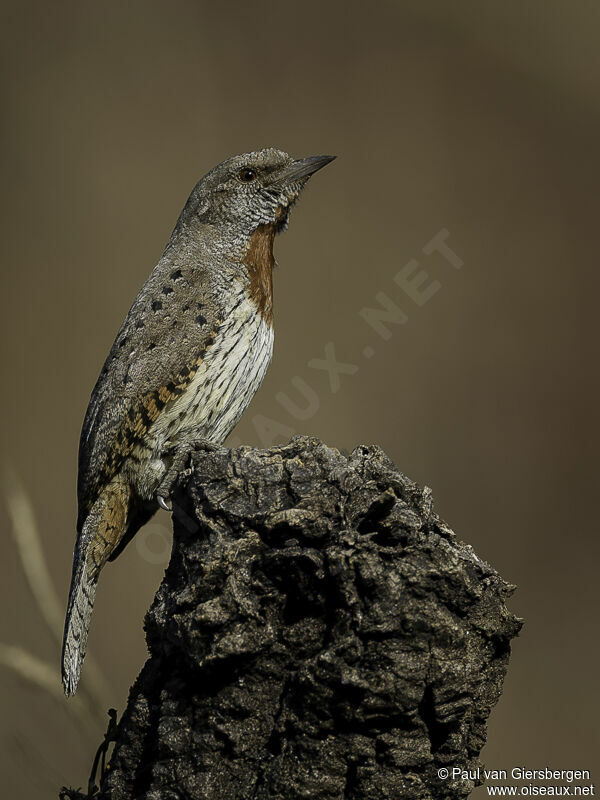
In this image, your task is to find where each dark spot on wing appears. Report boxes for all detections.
[152,300,162,311]
[170,269,183,280]
[135,319,145,329]
[148,342,156,350]
[196,314,206,325]
[199,333,216,357]
[162,286,174,295]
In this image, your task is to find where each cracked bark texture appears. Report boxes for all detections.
[95,436,521,800]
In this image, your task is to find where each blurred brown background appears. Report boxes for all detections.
[1,1,598,796]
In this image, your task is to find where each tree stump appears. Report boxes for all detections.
[75,437,521,799]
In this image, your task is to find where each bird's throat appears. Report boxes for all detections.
[245,223,275,327]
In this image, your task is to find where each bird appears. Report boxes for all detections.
[61,147,335,696]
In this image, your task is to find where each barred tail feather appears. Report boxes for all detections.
[62,555,98,696]
[62,477,131,696]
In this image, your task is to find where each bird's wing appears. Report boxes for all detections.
[77,261,225,530]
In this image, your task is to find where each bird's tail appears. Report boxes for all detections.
[61,548,98,697]
[62,477,131,696]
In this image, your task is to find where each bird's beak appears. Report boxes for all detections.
[274,154,336,184]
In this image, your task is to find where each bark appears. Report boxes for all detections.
[68,436,521,800]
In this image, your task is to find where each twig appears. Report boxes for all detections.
[88,709,118,794]
[4,467,64,640]
[0,643,97,737]
[3,466,113,716]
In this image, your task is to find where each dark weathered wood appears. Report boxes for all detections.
[67,436,521,800]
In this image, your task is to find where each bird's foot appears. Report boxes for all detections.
[156,438,220,512]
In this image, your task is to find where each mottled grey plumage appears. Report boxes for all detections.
[62,148,334,696]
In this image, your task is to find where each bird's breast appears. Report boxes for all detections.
[151,285,274,448]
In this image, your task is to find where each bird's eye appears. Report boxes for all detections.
[238,167,257,183]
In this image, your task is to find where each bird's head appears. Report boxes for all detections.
[183,148,335,241]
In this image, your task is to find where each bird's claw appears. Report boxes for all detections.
[156,440,219,513]
[157,495,172,512]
